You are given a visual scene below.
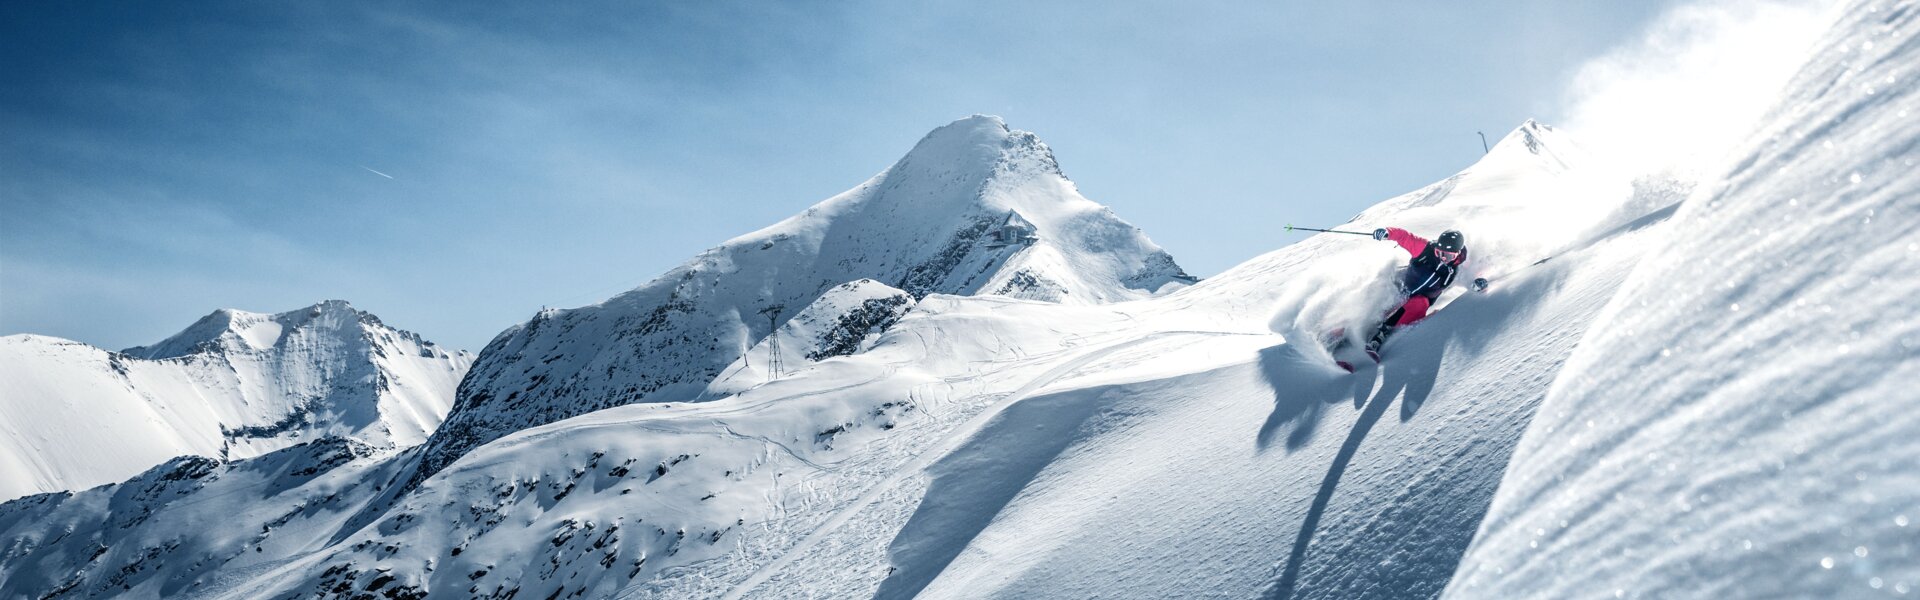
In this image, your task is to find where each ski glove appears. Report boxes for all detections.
[1472,278,1490,293]
[1372,228,1390,241]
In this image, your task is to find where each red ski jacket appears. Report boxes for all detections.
[1385,227,1467,298]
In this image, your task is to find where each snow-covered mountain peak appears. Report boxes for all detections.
[899,114,1017,161]
[890,114,1064,185]
[0,302,472,501]
[1478,119,1580,174]
[122,307,275,357]
[414,116,1192,489]
[124,299,377,359]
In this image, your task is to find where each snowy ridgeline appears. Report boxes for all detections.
[416,115,1196,490]
[3,5,1918,596]
[0,300,472,501]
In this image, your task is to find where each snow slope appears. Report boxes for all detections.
[700,121,1669,600]
[1449,1,1920,597]
[706,278,918,395]
[417,115,1194,488]
[0,300,471,501]
[0,440,415,598]
[0,117,1660,600]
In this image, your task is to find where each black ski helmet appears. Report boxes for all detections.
[1435,230,1464,252]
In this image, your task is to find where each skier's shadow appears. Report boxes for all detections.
[1255,328,1449,600]
[1255,267,1559,599]
[1254,344,1374,452]
[1254,329,1444,453]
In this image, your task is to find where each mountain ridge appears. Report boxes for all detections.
[414,115,1195,490]
[0,300,472,501]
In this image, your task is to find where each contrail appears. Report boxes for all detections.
[360,165,395,179]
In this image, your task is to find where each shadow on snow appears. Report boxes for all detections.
[870,386,1117,600]
[1260,332,1447,600]
[1258,257,1567,600]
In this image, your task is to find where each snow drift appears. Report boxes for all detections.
[1449,0,1920,597]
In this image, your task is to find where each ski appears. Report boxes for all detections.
[1322,327,1360,373]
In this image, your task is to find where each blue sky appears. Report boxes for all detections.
[1,1,1676,351]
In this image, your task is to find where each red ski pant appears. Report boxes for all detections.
[1389,295,1432,327]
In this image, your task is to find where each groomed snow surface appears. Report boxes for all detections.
[3,2,1917,595]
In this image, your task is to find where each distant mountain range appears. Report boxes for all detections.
[0,300,470,501]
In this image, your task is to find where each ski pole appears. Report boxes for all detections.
[1284,224,1373,237]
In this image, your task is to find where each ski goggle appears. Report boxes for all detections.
[1434,248,1461,262]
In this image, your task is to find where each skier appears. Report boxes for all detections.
[1360,227,1479,360]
